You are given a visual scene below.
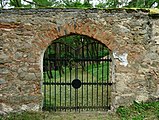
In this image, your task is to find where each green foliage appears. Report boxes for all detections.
[105,0,121,8]
[33,0,52,7]
[116,106,131,119]
[62,0,80,8]
[96,0,159,8]
[95,2,107,9]
[10,0,22,7]
[51,35,109,60]
[1,112,45,120]
[126,0,158,8]
[117,101,159,120]
[3,0,159,8]
[2,0,92,8]
[83,1,92,8]
[96,0,124,8]
[132,115,145,120]
[53,0,92,8]
[156,109,159,118]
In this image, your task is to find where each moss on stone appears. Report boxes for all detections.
[149,8,159,14]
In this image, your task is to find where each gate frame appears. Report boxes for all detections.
[41,34,115,112]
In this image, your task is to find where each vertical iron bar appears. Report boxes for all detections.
[77,52,79,112]
[82,39,84,111]
[96,43,99,110]
[77,89,78,112]
[69,48,72,112]
[75,50,78,79]
[43,54,46,108]
[102,45,104,110]
[75,86,76,111]
[75,89,77,111]
[48,46,52,108]
[106,53,110,111]
[74,49,76,112]
[75,49,78,111]
[59,43,62,111]
[86,40,89,111]
[91,43,94,110]
[65,44,67,111]
[69,47,73,112]
[54,43,57,111]
[51,45,54,109]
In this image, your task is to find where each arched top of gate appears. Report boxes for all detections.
[36,18,116,51]
[51,34,110,51]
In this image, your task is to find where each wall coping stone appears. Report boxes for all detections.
[0,8,150,14]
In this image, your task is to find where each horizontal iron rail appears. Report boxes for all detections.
[43,82,112,86]
[44,58,112,62]
[43,105,111,110]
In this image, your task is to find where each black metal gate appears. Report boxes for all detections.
[43,35,112,111]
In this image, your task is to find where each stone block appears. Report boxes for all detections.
[21,103,40,111]
[113,93,135,107]
[0,79,6,84]
[0,52,10,63]
[24,73,37,81]
[136,94,149,102]
[0,103,13,114]
[0,68,9,74]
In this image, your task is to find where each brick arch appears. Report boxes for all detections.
[41,20,115,111]
[35,19,116,51]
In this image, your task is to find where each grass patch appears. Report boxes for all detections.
[116,101,159,120]
[0,112,45,120]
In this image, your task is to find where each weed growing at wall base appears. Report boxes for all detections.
[116,101,159,120]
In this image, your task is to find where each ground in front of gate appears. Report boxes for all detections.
[1,101,159,120]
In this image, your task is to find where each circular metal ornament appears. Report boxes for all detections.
[72,79,81,89]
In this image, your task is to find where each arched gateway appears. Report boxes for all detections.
[42,35,112,111]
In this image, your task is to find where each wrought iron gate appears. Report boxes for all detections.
[43,35,112,111]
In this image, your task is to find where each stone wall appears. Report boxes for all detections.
[0,8,158,113]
